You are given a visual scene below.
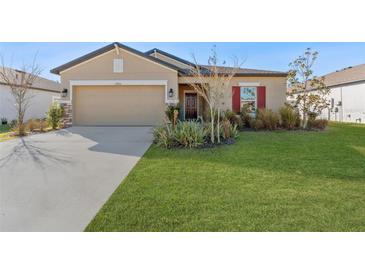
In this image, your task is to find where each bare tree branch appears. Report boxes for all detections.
[187,46,244,143]
[0,55,42,136]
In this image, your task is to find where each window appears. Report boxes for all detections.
[240,87,257,113]
[113,58,123,73]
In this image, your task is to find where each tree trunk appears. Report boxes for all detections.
[18,102,25,136]
[302,112,308,129]
[210,107,215,144]
[217,108,220,143]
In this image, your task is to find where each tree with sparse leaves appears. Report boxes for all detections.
[0,56,42,136]
[288,48,330,128]
[188,46,242,143]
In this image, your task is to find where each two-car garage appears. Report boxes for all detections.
[72,85,166,126]
[51,43,180,127]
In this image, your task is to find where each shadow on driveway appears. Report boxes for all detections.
[0,126,153,231]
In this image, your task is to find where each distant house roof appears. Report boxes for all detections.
[0,67,61,93]
[288,63,365,94]
[322,63,365,87]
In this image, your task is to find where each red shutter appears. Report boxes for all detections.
[232,86,241,113]
[257,86,266,109]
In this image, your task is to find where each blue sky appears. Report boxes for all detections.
[0,42,364,81]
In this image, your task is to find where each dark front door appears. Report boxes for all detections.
[185,93,198,120]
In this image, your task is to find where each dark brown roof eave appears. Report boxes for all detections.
[178,72,288,77]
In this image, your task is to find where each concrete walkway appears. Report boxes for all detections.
[0,127,153,232]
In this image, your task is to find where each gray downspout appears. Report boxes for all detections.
[340,87,344,122]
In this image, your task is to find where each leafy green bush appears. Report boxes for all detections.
[222,119,239,139]
[250,119,264,130]
[223,110,243,128]
[307,119,328,130]
[204,122,223,143]
[174,121,206,148]
[240,104,252,128]
[256,109,280,130]
[26,119,35,132]
[47,103,64,129]
[153,124,175,148]
[279,105,300,129]
[153,119,239,149]
[165,104,180,125]
[154,121,206,149]
[9,119,17,128]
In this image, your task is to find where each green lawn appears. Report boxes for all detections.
[0,124,13,142]
[0,124,11,133]
[86,122,365,232]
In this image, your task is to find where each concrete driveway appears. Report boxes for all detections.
[0,127,153,232]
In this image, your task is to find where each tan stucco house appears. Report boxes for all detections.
[51,42,287,126]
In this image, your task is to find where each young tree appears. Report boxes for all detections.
[288,48,330,128]
[0,56,42,136]
[188,46,241,143]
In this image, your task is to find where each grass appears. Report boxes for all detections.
[0,124,14,142]
[86,122,365,232]
[0,123,55,142]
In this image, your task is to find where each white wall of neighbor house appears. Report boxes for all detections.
[0,85,55,121]
[289,83,365,124]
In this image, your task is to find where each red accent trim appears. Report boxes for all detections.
[232,86,241,113]
[257,86,266,109]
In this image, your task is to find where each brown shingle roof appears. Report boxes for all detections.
[322,63,365,87]
[51,43,181,75]
[146,48,288,77]
[179,65,287,77]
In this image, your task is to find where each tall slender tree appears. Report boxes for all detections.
[288,48,330,128]
[188,46,242,143]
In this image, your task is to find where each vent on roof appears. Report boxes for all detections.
[113,59,123,73]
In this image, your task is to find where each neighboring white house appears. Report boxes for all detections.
[288,64,365,124]
[0,68,61,122]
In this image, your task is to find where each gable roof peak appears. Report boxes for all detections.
[50,42,180,75]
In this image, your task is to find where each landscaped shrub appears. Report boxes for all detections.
[1,117,7,125]
[279,105,300,129]
[250,119,264,130]
[47,103,64,129]
[9,119,17,128]
[26,119,35,132]
[223,110,243,128]
[153,119,239,149]
[153,124,175,148]
[256,109,280,130]
[204,122,223,143]
[40,119,49,132]
[222,119,239,139]
[174,121,206,148]
[165,104,180,126]
[307,119,328,130]
[240,104,252,128]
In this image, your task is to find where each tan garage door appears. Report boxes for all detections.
[73,85,166,126]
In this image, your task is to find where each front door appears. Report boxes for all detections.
[185,93,198,120]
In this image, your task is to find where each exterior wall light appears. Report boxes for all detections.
[168,88,174,98]
[61,88,68,98]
